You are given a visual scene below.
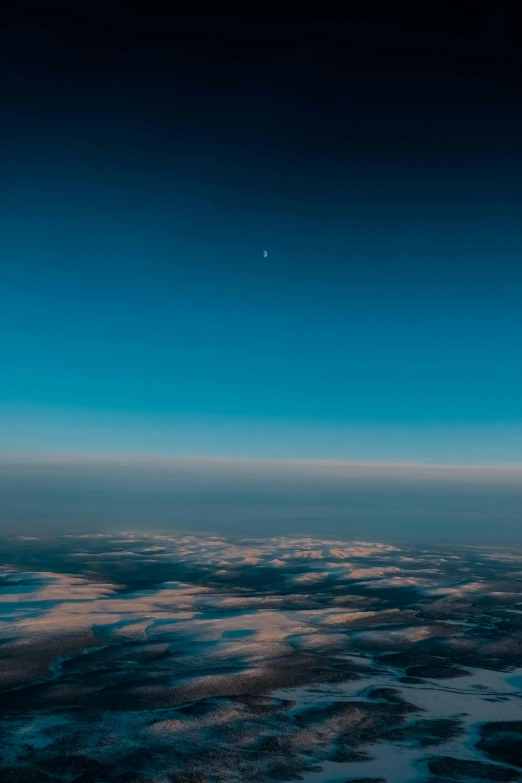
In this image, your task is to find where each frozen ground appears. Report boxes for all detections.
[0,533,522,782]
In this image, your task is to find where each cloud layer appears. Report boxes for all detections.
[1,455,522,541]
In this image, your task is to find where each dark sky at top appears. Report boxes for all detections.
[2,4,521,209]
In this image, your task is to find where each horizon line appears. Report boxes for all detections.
[2,450,522,474]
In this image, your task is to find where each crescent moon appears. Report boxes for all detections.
[263,250,268,258]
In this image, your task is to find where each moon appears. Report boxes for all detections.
[263,250,267,258]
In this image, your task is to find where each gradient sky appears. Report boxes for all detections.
[1,7,521,463]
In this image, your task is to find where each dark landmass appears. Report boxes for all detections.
[1,534,522,782]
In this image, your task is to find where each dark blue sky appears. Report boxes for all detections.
[1,6,521,461]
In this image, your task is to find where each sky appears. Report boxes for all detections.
[1,7,521,466]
